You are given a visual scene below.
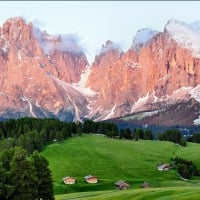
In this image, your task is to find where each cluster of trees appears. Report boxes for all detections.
[0,147,54,200]
[171,157,199,179]
[0,118,124,154]
[83,120,119,136]
[158,129,186,146]
[119,128,153,140]
[188,132,200,143]
[2,118,198,153]
[0,118,78,153]
[0,118,156,154]
[83,120,153,140]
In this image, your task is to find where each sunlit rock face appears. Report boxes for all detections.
[1,17,200,126]
[0,17,88,121]
[86,19,200,124]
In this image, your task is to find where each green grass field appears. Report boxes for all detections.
[55,187,200,200]
[41,134,200,198]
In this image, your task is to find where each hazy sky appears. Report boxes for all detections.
[1,1,200,62]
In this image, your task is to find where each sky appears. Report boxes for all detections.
[0,1,200,63]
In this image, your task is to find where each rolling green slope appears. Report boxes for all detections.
[55,187,200,200]
[41,134,200,196]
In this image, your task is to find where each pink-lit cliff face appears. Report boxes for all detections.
[1,17,200,125]
[0,17,88,121]
[86,20,200,123]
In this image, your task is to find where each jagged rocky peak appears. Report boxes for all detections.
[0,17,89,121]
[165,18,200,58]
[131,28,159,51]
[0,17,40,56]
[1,17,28,39]
[3,16,26,26]
[164,18,189,34]
[92,40,123,67]
[100,40,123,54]
[33,27,85,56]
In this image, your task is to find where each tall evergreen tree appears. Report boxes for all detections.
[124,128,132,139]
[71,122,77,134]
[144,130,153,140]
[179,136,187,147]
[31,151,54,200]
[77,122,82,136]
[10,147,38,200]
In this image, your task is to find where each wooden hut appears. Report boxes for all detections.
[157,164,170,171]
[62,176,76,184]
[115,180,130,190]
[141,182,152,188]
[84,175,98,184]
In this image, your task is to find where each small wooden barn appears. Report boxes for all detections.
[62,176,76,184]
[141,182,152,188]
[115,180,130,190]
[157,163,170,171]
[84,175,98,184]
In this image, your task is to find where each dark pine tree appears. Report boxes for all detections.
[31,151,54,200]
[10,147,38,200]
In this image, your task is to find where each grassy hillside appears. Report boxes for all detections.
[41,134,200,195]
[55,187,200,200]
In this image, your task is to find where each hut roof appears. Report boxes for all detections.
[84,175,93,179]
[62,176,75,180]
[115,180,126,186]
[141,182,152,188]
[84,175,97,179]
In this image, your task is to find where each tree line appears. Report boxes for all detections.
[158,130,200,145]
[188,132,200,144]
[83,120,153,140]
[2,118,200,152]
[0,118,155,154]
[3,118,197,155]
[158,129,187,146]
[0,118,74,153]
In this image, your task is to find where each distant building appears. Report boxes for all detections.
[115,180,130,190]
[84,175,98,184]
[157,164,170,171]
[141,182,152,188]
[62,176,76,184]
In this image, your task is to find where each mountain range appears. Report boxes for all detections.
[1,17,200,127]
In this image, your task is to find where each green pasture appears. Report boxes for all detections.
[41,134,200,196]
